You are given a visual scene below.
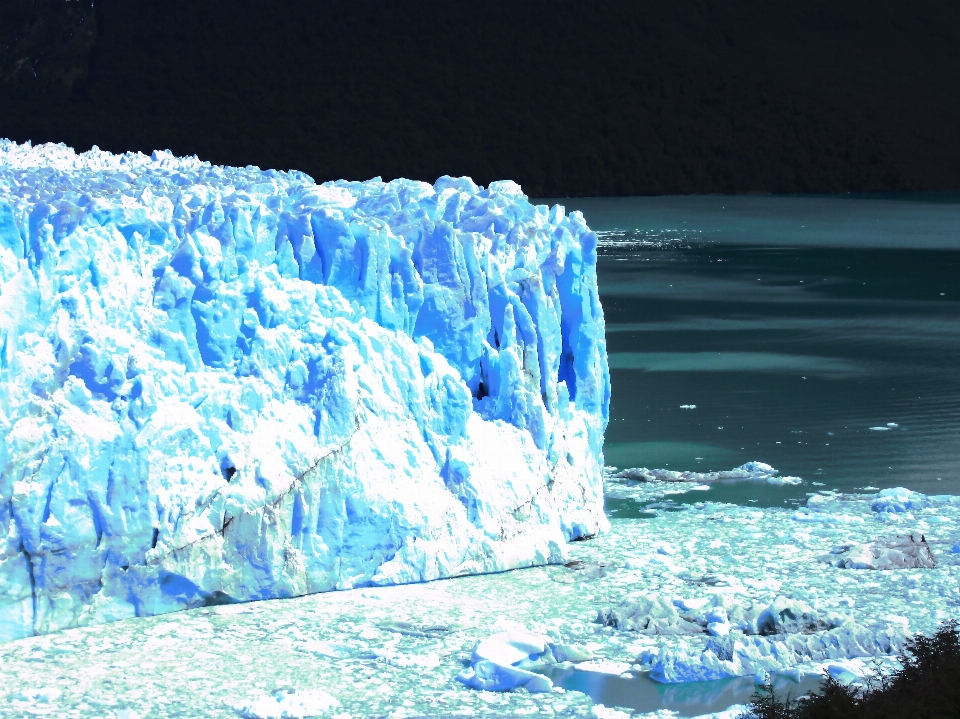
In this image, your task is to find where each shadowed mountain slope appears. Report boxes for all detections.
[2,0,959,196]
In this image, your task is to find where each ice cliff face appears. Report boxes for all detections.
[0,140,609,642]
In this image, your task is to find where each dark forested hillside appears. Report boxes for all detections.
[2,0,959,196]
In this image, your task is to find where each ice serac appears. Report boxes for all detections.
[0,140,610,641]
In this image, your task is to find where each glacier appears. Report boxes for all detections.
[0,139,609,642]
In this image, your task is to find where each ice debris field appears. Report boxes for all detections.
[2,141,960,719]
[0,139,609,643]
[2,479,960,719]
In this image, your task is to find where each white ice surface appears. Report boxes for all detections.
[1,487,958,718]
[613,462,802,486]
[236,689,339,719]
[623,707,750,719]
[0,140,610,641]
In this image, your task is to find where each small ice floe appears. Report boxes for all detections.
[577,659,634,675]
[795,495,867,524]
[742,577,783,592]
[767,475,804,485]
[597,594,704,635]
[371,647,441,668]
[819,659,872,687]
[886,423,899,428]
[379,620,453,638]
[881,615,910,633]
[824,532,937,570]
[871,487,928,513]
[680,404,697,409]
[552,560,607,583]
[653,541,676,556]
[293,639,354,658]
[869,426,891,431]
[623,556,652,570]
[649,623,904,683]
[615,461,801,485]
[456,627,593,692]
[710,707,753,719]
[674,597,710,611]
[15,687,61,702]
[621,550,679,572]
[591,705,634,719]
[826,665,860,686]
[612,594,852,646]
[236,689,339,719]
[754,596,838,635]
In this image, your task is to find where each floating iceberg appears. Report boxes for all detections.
[0,140,610,641]
[456,623,594,692]
[613,461,802,485]
[457,628,555,692]
[649,623,905,684]
[236,689,339,719]
[871,487,928,514]
[824,532,937,570]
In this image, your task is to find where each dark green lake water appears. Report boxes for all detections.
[542,194,960,509]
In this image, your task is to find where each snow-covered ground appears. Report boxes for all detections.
[2,482,957,719]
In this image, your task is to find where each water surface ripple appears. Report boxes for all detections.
[540,194,960,507]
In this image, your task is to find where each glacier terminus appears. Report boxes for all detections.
[0,140,610,643]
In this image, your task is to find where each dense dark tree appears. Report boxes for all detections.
[747,621,960,719]
[3,1,959,196]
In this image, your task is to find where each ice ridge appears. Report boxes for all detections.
[0,140,610,641]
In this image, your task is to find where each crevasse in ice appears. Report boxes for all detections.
[0,140,609,642]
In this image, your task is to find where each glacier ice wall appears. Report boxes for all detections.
[0,140,609,641]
